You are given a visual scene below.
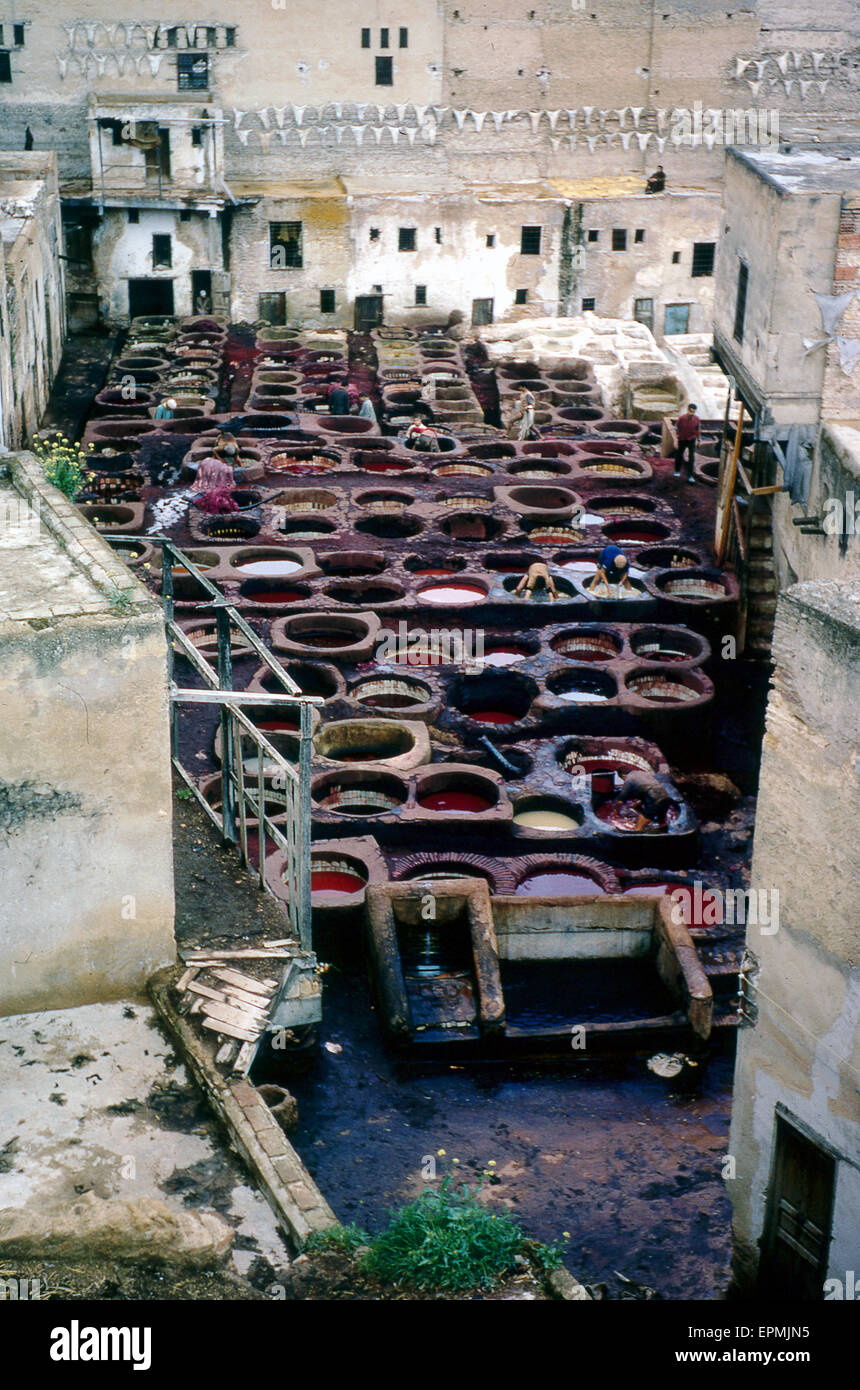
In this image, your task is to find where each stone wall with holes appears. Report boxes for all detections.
[0,153,66,449]
[227,189,568,328]
[571,190,720,340]
[713,150,842,427]
[2,5,859,185]
[90,207,220,322]
[0,453,175,1017]
[727,579,860,1294]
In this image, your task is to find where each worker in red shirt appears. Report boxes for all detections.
[674,402,700,483]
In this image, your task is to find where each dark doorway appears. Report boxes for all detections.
[191,269,212,311]
[128,278,175,318]
[759,1115,835,1299]
[471,297,494,326]
[355,294,383,332]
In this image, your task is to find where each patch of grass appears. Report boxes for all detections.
[175,787,193,801]
[305,1223,370,1256]
[360,1177,560,1293]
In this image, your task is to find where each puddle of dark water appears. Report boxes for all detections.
[498,959,677,1029]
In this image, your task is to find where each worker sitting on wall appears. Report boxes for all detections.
[586,543,634,596]
[645,165,665,194]
[617,768,676,831]
[404,414,440,451]
[514,561,559,602]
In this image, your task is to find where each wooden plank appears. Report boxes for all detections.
[186,980,230,1003]
[184,949,297,962]
[201,999,267,1031]
[215,1040,237,1067]
[209,967,274,996]
[201,1017,258,1043]
[223,987,274,1014]
[232,1041,256,1075]
[177,966,200,991]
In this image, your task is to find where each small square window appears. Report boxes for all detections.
[515,289,528,305]
[128,209,140,224]
[587,229,599,242]
[634,228,645,244]
[521,225,542,255]
[399,27,408,47]
[672,250,681,264]
[398,227,416,252]
[380,27,389,47]
[486,233,496,247]
[179,210,191,222]
[435,227,442,244]
[205,27,217,47]
[0,27,4,45]
[582,297,595,312]
[375,55,393,85]
[415,285,427,306]
[152,234,172,269]
[270,221,303,269]
[225,27,236,46]
[611,228,627,251]
[361,27,370,48]
[369,227,380,241]
[692,242,715,277]
[191,127,203,147]
[13,24,24,46]
[177,52,208,91]
[320,289,336,314]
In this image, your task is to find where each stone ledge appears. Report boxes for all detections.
[149,966,337,1249]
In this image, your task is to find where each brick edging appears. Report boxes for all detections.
[149,966,338,1249]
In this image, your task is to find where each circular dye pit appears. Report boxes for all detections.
[242,587,308,604]
[433,462,493,478]
[603,524,670,545]
[417,581,486,606]
[235,559,305,580]
[659,575,729,600]
[315,721,414,762]
[314,774,407,815]
[311,867,367,896]
[478,643,532,667]
[352,676,431,710]
[626,673,704,704]
[515,870,604,895]
[548,669,617,703]
[417,790,494,812]
[593,799,678,831]
[551,630,622,662]
[629,629,702,662]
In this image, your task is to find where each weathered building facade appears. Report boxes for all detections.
[727,579,860,1298]
[0,152,65,448]
[1,2,858,331]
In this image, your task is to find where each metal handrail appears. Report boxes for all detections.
[127,534,319,950]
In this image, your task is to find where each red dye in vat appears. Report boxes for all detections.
[417,790,493,812]
[365,461,408,473]
[516,871,604,896]
[248,590,307,603]
[607,530,659,544]
[256,719,299,732]
[412,567,458,576]
[468,709,519,724]
[311,870,366,895]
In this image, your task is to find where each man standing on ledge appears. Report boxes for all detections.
[674,401,700,483]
